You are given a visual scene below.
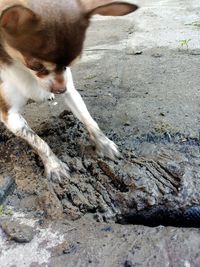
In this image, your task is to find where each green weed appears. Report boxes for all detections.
[192,21,200,28]
[179,39,191,49]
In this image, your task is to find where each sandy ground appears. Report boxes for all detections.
[1,0,200,266]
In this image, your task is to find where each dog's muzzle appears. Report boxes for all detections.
[50,81,67,94]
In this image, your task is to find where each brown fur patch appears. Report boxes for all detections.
[69,54,81,66]
[0,1,30,64]
[4,41,26,64]
[0,39,12,64]
[0,84,10,122]
[0,0,138,67]
[54,73,65,84]
[0,0,89,67]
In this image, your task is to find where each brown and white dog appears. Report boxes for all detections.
[0,0,138,182]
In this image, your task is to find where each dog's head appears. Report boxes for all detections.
[0,0,138,94]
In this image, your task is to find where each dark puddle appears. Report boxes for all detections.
[117,206,200,228]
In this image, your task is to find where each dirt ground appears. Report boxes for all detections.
[1,0,200,266]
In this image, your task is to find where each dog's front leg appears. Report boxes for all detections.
[2,111,69,182]
[64,68,119,160]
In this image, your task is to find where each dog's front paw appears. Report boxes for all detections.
[45,157,70,183]
[91,130,120,160]
[47,93,55,101]
[37,92,55,103]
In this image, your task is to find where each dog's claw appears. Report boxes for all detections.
[47,93,55,101]
[91,130,120,160]
[45,158,70,183]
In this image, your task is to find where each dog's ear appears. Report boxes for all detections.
[0,5,39,35]
[81,0,138,16]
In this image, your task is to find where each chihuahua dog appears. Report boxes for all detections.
[0,0,138,182]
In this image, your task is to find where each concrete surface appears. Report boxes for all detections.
[1,214,200,267]
[1,0,200,266]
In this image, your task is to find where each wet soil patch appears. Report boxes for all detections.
[1,111,200,227]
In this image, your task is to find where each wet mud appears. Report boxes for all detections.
[1,110,200,227]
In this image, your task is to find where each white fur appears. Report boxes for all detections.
[6,112,26,133]
[64,68,119,160]
[64,68,99,131]
[0,63,119,182]
[1,62,54,106]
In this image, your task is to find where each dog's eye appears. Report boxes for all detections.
[30,63,49,76]
[37,67,49,76]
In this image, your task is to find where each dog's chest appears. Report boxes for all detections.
[1,62,51,105]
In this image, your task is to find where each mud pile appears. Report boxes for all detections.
[0,111,200,227]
